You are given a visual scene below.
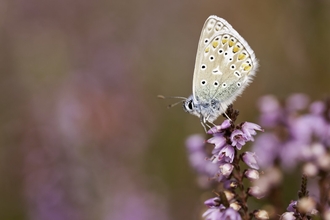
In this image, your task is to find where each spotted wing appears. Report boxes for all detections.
[192,16,258,112]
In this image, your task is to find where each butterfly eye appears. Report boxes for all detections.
[184,99,194,112]
[222,83,227,88]
[237,82,241,87]
[218,49,223,54]
[230,64,236,70]
[209,56,215,61]
[188,101,193,110]
[204,39,209,44]
[213,81,219,87]
[201,64,207,70]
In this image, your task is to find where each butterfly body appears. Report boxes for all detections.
[184,15,258,125]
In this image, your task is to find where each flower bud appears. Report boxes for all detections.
[248,186,265,199]
[224,180,238,189]
[279,212,296,220]
[245,169,259,180]
[219,163,234,178]
[254,209,269,219]
[224,190,235,202]
[230,201,241,211]
[297,197,316,214]
[302,162,318,177]
[317,154,330,171]
[242,152,259,170]
[323,209,330,220]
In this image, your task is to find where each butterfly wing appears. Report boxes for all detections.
[192,15,258,122]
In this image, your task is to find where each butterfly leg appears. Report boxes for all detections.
[223,111,232,121]
[200,116,212,133]
[209,121,217,128]
[204,115,217,128]
[220,103,232,121]
[200,121,208,133]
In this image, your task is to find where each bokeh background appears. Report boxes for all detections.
[1,0,330,219]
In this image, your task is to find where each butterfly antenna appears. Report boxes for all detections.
[167,100,185,108]
[157,95,187,109]
[157,95,186,100]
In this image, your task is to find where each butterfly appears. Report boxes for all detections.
[182,15,259,130]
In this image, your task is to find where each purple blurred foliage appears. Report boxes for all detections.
[252,94,330,170]
[186,134,218,178]
[1,0,170,219]
[1,0,330,219]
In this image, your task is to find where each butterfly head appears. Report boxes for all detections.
[183,95,199,115]
[183,94,229,125]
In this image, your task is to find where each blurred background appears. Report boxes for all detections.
[0,0,330,219]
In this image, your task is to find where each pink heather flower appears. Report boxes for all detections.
[242,152,260,170]
[204,197,220,207]
[203,200,225,220]
[207,119,231,134]
[203,206,242,220]
[207,135,227,152]
[230,129,247,150]
[287,200,297,212]
[220,208,242,220]
[202,207,224,220]
[241,122,263,141]
[212,145,235,163]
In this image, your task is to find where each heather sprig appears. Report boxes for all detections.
[186,105,266,220]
